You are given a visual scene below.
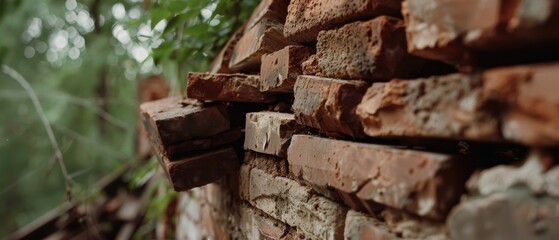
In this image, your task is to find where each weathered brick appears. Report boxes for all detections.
[260,45,313,93]
[287,134,472,220]
[140,97,232,157]
[186,73,275,103]
[240,154,347,240]
[403,0,559,68]
[244,0,289,33]
[240,204,320,240]
[166,129,242,159]
[137,75,170,160]
[293,75,370,137]
[229,19,293,72]
[284,0,401,43]
[344,210,398,240]
[356,73,500,141]
[467,151,559,198]
[313,16,438,80]
[162,148,240,191]
[244,112,306,157]
[448,189,559,240]
[243,151,289,178]
[482,62,559,146]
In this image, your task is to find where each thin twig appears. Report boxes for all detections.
[1,65,73,202]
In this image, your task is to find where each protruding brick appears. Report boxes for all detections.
[260,45,313,93]
[284,0,401,43]
[313,16,439,80]
[166,129,242,159]
[356,74,500,142]
[229,19,293,72]
[403,0,559,68]
[293,75,370,137]
[287,135,472,220]
[244,0,289,32]
[162,148,240,191]
[187,73,275,103]
[448,190,559,240]
[244,112,306,157]
[240,154,347,240]
[137,75,170,159]
[482,62,559,146]
[140,97,232,157]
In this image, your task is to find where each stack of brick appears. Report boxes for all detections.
[139,0,559,239]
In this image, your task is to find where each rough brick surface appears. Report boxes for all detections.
[467,151,559,198]
[482,62,559,146]
[356,74,500,141]
[448,189,559,240]
[403,0,559,68]
[136,76,170,159]
[344,210,398,240]
[244,0,289,32]
[163,148,240,191]
[288,135,472,220]
[240,204,320,240]
[243,151,289,178]
[293,75,370,137]
[284,0,401,43]
[140,97,231,156]
[240,154,347,240]
[166,129,242,159]
[260,45,313,93]
[244,112,306,157]
[229,19,293,72]
[187,73,275,103]
[314,16,437,80]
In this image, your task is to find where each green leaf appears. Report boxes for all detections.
[150,8,171,29]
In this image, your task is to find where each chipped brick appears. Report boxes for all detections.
[284,0,401,43]
[482,62,559,146]
[293,75,370,137]
[314,16,439,80]
[187,73,275,103]
[244,112,307,157]
[356,73,500,141]
[229,19,294,72]
[288,134,472,220]
[260,45,313,93]
[244,0,289,32]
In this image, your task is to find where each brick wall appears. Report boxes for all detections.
[141,0,559,239]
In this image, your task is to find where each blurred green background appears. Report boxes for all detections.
[0,0,257,236]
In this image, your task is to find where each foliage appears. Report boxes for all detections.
[0,0,258,237]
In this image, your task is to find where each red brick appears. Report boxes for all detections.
[344,210,397,240]
[240,153,347,240]
[287,134,472,220]
[260,45,313,93]
[356,73,500,141]
[186,73,275,103]
[284,0,401,43]
[166,129,242,159]
[314,16,439,80]
[229,19,293,72]
[403,0,559,68]
[482,62,559,146]
[162,148,240,192]
[293,75,370,138]
[136,76,170,159]
[244,0,289,33]
[140,97,232,157]
[244,112,306,157]
[448,190,559,240]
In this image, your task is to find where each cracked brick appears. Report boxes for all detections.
[244,112,307,157]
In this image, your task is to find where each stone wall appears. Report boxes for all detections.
[141,0,559,239]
